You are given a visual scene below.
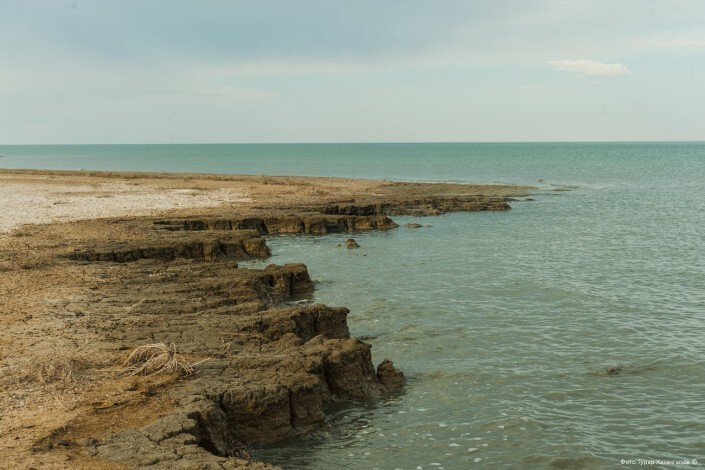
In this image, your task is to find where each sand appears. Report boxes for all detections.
[0,174,249,234]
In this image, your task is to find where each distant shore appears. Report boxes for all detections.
[0,169,532,468]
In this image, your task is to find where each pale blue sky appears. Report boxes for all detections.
[1,0,704,144]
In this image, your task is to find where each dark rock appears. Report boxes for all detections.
[219,384,295,442]
[154,215,399,235]
[256,304,350,343]
[344,239,359,249]
[263,264,315,297]
[319,338,381,400]
[68,230,270,263]
[377,359,405,391]
[357,334,377,341]
[405,223,423,228]
[93,401,256,467]
[318,195,513,216]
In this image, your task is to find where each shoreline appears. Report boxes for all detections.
[0,169,532,468]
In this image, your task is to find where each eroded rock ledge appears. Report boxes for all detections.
[0,176,529,469]
[318,196,512,216]
[152,194,512,235]
[68,230,271,263]
[37,221,409,468]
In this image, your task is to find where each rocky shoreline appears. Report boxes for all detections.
[0,170,532,468]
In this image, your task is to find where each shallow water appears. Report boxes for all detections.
[240,146,705,468]
[244,199,705,468]
[3,142,704,467]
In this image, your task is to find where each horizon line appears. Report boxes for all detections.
[2,139,704,147]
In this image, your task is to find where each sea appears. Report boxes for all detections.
[1,142,704,468]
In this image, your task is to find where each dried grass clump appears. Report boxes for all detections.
[0,241,47,271]
[11,354,85,386]
[309,187,329,195]
[122,343,194,377]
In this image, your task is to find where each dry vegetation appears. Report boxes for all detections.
[3,351,87,388]
[0,240,48,271]
[121,343,196,377]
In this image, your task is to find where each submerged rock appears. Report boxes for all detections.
[344,238,360,249]
[376,359,405,391]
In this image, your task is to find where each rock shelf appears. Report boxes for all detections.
[0,170,531,468]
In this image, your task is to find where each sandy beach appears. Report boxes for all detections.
[0,169,530,469]
[0,169,376,233]
[0,175,249,234]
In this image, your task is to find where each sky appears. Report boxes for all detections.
[1,0,704,144]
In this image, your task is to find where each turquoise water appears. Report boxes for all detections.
[3,141,699,186]
[2,142,705,468]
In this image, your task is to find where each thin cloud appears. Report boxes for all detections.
[549,59,628,77]
[647,38,705,48]
[517,84,549,90]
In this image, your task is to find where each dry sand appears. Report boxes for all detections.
[0,169,397,235]
[0,173,249,233]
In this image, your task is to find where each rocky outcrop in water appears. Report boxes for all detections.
[318,196,512,217]
[377,359,406,389]
[87,306,404,467]
[44,233,404,468]
[151,193,516,236]
[153,214,399,235]
[2,177,526,468]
